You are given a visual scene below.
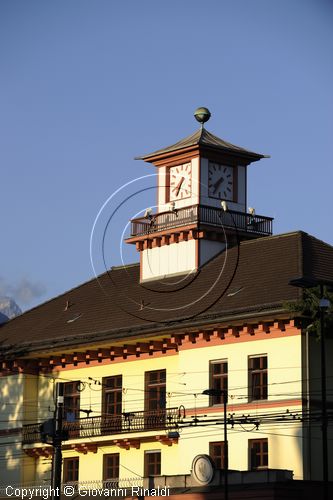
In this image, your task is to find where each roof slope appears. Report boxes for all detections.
[0,231,332,353]
[301,232,333,283]
[136,127,266,161]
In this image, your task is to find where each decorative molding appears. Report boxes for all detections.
[1,319,300,374]
[24,447,53,458]
[70,443,98,455]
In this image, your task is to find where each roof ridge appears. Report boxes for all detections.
[239,230,308,246]
[111,263,140,271]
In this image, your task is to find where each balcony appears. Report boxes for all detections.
[128,204,273,239]
[22,407,183,445]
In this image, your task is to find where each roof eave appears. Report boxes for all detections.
[135,144,200,163]
[0,303,297,357]
[135,144,268,164]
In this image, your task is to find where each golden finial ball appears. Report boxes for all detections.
[194,107,211,124]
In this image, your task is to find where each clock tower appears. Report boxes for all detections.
[126,108,273,281]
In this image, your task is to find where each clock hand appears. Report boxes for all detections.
[213,177,224,193]
[175,177,185,196]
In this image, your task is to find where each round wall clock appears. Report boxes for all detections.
[208,162,234,200]
[169,163,192,201]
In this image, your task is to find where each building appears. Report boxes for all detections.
[0,109,332,498]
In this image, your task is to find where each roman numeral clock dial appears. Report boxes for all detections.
[208,162,234,200]
[169,163,192,201]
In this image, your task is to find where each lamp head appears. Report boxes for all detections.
[169,201,176,212]
[221,200,228,212]
[144,207,153,218]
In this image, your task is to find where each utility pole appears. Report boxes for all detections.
[222,390,228,500]
[51,382,64,500]
[203,388,228,500]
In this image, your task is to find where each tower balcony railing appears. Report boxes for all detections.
[22,407,183,445]
[129,204,273,238]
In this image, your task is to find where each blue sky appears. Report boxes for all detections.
[0,0,332,310]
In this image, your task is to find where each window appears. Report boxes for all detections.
[209,360,228,405]
[103,454,119,485]
[209,441,225,469]
[101,376,123,434]
[144,451,161,477]
[102,376,122,415]
[248,356,267,401]
[145,370,166,411]
[63,382,80,422]
[63,457,79,483]
[249,439,268,470]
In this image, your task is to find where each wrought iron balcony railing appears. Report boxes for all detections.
[129,204,273,238]
[22,407,183,445]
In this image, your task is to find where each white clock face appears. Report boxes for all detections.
[208,163,234,200]
[169,163,192,201]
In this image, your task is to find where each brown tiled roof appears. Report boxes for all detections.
[0,231,332,355]
[300,232,333,283]
[136,128,267,161]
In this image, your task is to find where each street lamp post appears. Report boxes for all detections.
[203,389,228,500]
[289,277,332,500]
[51,382,64,500]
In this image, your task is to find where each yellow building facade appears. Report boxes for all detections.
[1,110,333,496]
[2,301,332,488]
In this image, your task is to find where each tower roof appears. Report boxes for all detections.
[136,127,268,162]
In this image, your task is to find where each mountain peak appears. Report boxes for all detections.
[0,297,22,324]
